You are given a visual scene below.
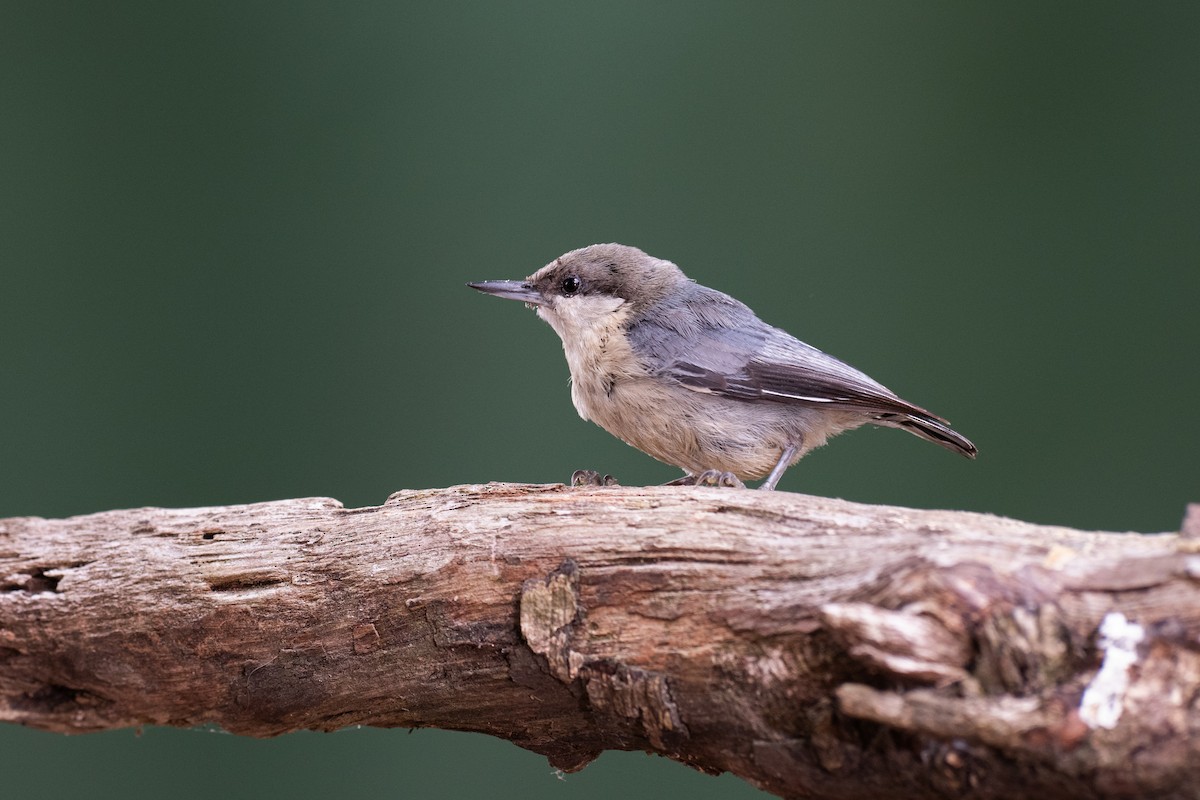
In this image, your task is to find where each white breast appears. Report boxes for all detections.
[537,295,633,423]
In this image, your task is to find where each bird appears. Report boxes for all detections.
[468,243,975,490]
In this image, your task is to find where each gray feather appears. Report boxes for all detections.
[626,282,977,459]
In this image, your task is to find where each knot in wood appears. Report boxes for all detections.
[519,560,582,680]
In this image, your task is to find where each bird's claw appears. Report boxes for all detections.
[571,469,619,487]
[693,469,746,489]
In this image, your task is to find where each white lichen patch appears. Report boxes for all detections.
[1079,612,1145,729]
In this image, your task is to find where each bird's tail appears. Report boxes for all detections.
[874,411,977,459]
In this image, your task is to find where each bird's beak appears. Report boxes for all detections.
[466,280,546,307]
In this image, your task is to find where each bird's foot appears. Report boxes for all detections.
[571,469,619,487]
[681,470,744,489]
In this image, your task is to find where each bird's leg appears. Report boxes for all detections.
[758,444,798,491]
[662,474,697,486]
[667,470,746,489]
[570,469,619,487]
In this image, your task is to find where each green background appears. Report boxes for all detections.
[2,3,1197,798]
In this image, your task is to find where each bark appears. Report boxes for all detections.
[1,483,1198,799]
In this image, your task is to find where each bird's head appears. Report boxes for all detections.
[468,243,686,343]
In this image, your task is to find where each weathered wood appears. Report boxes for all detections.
[1,483,1197,799]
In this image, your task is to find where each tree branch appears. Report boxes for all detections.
[2,484,1198,799]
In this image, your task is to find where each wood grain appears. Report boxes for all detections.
[2,483,1197,799]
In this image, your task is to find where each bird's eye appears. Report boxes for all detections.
[560,275,581,295]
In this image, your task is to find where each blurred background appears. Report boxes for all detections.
[2,2,1197,798]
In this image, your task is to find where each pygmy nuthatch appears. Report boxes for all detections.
[468,243,976,490]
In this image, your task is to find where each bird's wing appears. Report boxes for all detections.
[626,286,943,420]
